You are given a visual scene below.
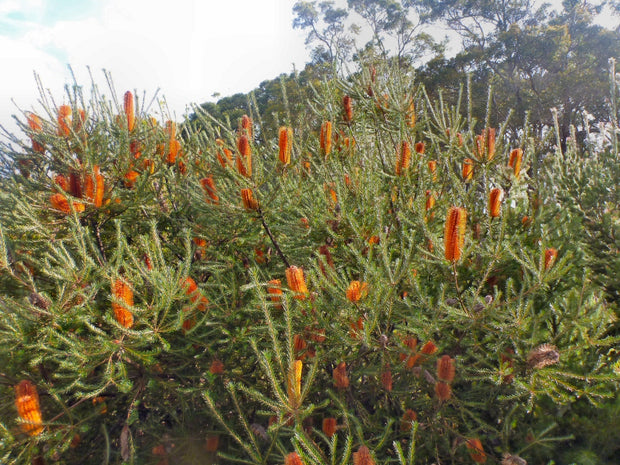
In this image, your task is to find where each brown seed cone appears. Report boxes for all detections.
[333,361,349,389]
[435,381,452,401]
[343,95,353,122]
[352,445,375,465]
[489,188,503,218]
[395,141,411,175]
[466,438,487,463]
[527,343,559,369]
[320,121,332,156]
[57,105,72,136]
[241,188,259,211]
[322,417,337,437]
[444,207,467,261]
[112,279,134,328]
[508,148,523,178]
[436,355,455,382]
[279,126,293,165]
[15,380,43,436]
[124,91,135,132]
[462,158,474,181]
[200,176,219,204]
[236,135,252,177]
[285,266,308,300]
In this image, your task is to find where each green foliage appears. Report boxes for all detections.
[0,58,619,465]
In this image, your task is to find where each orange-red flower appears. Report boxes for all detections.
[414,141,425,154]
[346,280,368,302]
[285,266,308,300]
[267,279,283,308]
[124,91,135,132]
[462,158,474,181]
[407,100,416,128]
[395,141,411,175]
[437,355,455,382]
[400,409,417,432]
[420,340,438,355]
[352,445,375,465]
[287,360,303,408]
[488,188,503,218]
[15,380,43,436]
[167,139,180,164]
[425,190,435,212]
[50,193,85,214]
[320,121,332,156]
[343,95,353,122]
[435,381,452,401]
[85,166,105,207]
[381,367,393,391]
[209,359,225,375]
[124,170,139,188]
[466,438,487,463]
[333,361,349,389]
[544,248,558,270]
[508,148,522,178]
[236,135,252,177]
[284,452,303,465]
[444,207,467,261]
[428,160,437,180]
[112,278,134,328]
[57,105,72,136]
[322,417,337,437]
[27,113,45,153]
[279,126,293,165]
[200,176,219,204]
[240,114,252,138]
[241,188,258,211]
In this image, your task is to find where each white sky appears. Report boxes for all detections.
[0,0,310,134]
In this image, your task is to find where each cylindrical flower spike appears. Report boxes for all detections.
[267,279,283,308]
[237,135,252,177]
[400,409,417,432]
[287,360,303,408]
[444,207,467,261]
[435,381,452,401]
[320,121,332,157]
[544,248,558,270]
[84,166,105,207]
[488,188,504,218]
[381,367,393,391]
[466,438,487,463]
[425,190,435,212]
[15,380,44,436]
[285,265,308,300]
[343,95,353,122]
[285,452,303,465]
[346,280,368,303]
[352,445,375,465]
[436,355,455,382]
[407,100,416,128]
[322,417,337,437]
[112,279,134,328]
[279,126,293,165]
[395,141,411,175]
[124,91,135,132]
[485,128,496,161]
[428,160,437,181]
[415,141,425,154]
[240,114,252,138]
[240,188,258,211]
[57,105,72,137]
[167,139,180,164]
[462,158,474,181]
[333,361,349,389]
[27,113,45,153]
[200,176,219,204]
[50,193,85,214]
[508,148,522,178]
[165,120,176,140]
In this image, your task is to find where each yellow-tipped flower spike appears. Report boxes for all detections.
[320,121,332,156]
[462,158,474,181]
[488,188,504,218]
[508,148,523,178]
[287,360,303,408]
[395,141,411,175]
[285,265,308,300]
[15,380,43,436]
[237,135,252,177]
[241,188,259,211]
[444,207,467,262]
[278,126,293,165]
[112,279,134,328]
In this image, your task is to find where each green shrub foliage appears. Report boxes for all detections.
[0,63,618,464]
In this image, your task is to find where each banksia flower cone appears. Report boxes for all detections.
[322,417,337,437]
[27,113,45,153]
[396,141,411,175]
[353,445,375,465]
[279,126,293,165]
[112,279,134,328]
[124,91,135,131]
[267,279,283,308]
[240,114,252,138]
[527,343,559,369]
[435,381,452,401]
[57,105,72,136]
[50,193,85,214]
[343,95,353,122]
[241,188,258,211]
[508,148,522,178]
[201,176,219,204]
[15,380,43,436]
[462,158,474,181]
[285,266,308,300]
[485,128,496,161]
[237,135,252,177]
[466,438,487,463]
[346,280,368,302]
[415,141,425,154]
[444,207,467,261]
[544,248,557,270]
[285,452,303,465]
[488,188,503,218]
[333,361,349,389]
[437,355,455,382]
[407,100,416,128]
[287,360,303,408]
[84,166,105,207]
[320,121,332,156]
[400,409,417,432]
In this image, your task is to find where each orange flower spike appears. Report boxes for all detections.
[544,248,558,270]
[54,174,69,192]
[200,176,219,204]
[50,193,85,214]
[475,134,485,159]
[428,160,437,180]
[167,139,180,164]
[240,114,252,138]
[509,148,523,178]
[400,409,417,432]
[421,340,438,355]
[414,141,425,154]
[124,91,135,132]
[124,170,139,188]
[466,438,487,464]
[94,166,105,207]
[209,359,225,375]
[57,105,72,136]
[485,128,496,161]
[112,279,134,328]
[322,417,337,438]
[287,360,303,408]
[241,188,259,211]
[381,367,393,391]
[435,381,452,401]
[437,355,455,382]
[236,135,252,177]
[346,280,368,303]
[320,121,332,157]
[462,158,474,181]
[279,126,293,165]
[15,380,44,436]
[205,435,220,452]
[407,100,416,128]
[444,207,467,262]
[456,132,464,146]
[267,279,283,308]
[425,190,435,212]
[284,452,304,465]
[165,120,176,140]
[285,266,308,300]
[333,361,349,389]
[489,188,504,218]
[27,113,45,153]
[396,141,411,175]
[343,95,353,122]
[352,445,375,465]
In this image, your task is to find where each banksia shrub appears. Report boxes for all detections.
[0,64,618,465]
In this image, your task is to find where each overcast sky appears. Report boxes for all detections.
[0,0,310,133]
